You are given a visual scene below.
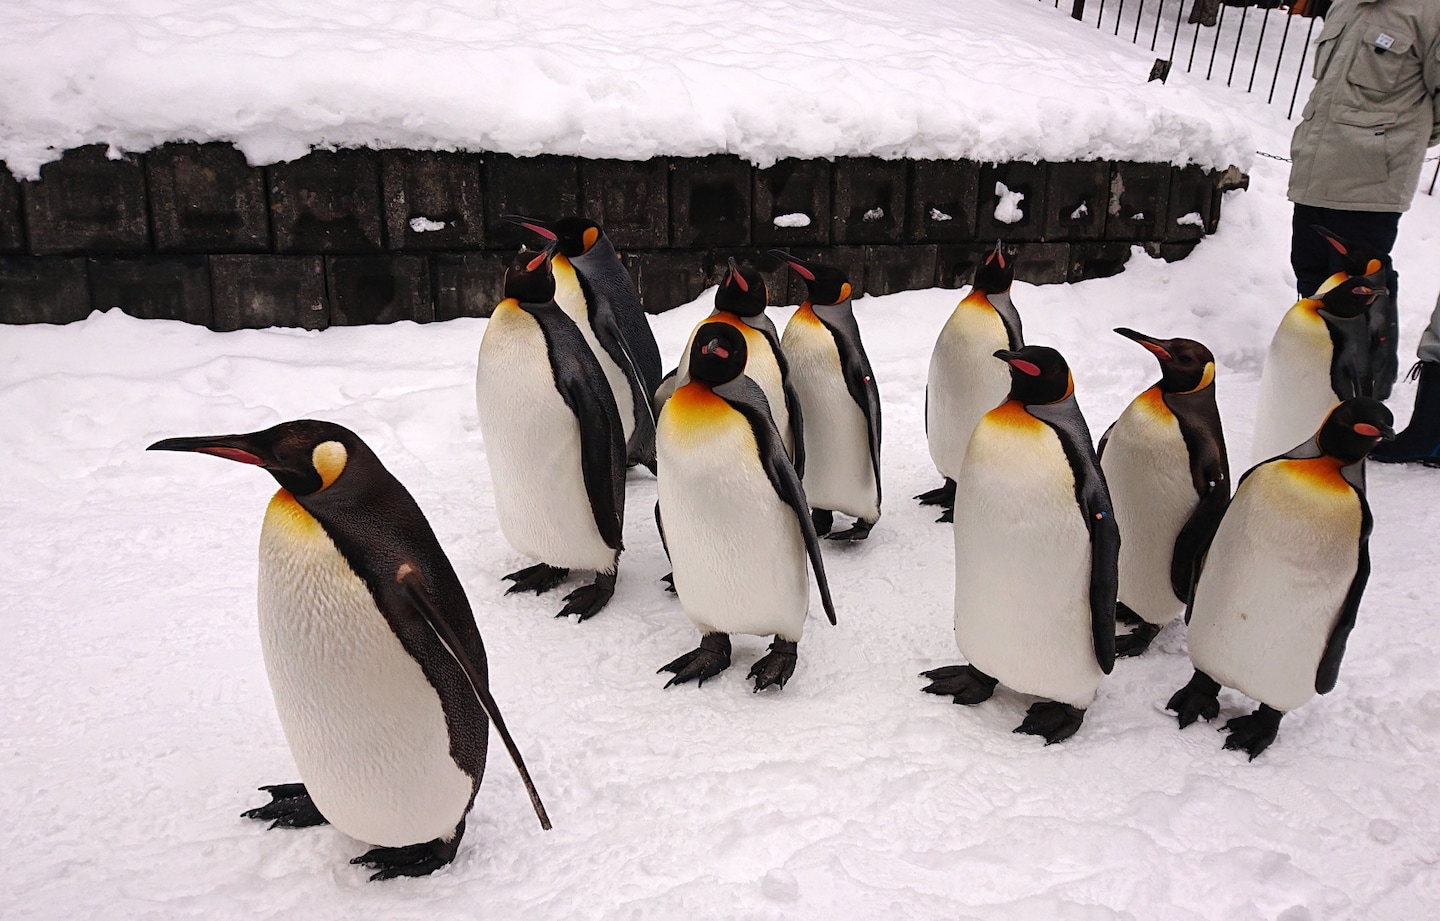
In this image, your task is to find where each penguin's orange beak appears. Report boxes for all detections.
[147,433,269,466]
[1114,327,1172,361]
[502,214,557,241]
[994,349,1040,376]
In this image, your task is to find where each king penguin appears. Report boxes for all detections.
[1250,270,1388,466]
[506,214,662,470]
[921,345,1117,744]
[656,322,838,692]
[148,420,551,879]
[772,250,882,541]
[1098,328,1229,657]
[918,240,1024,522]
[1167,398,1394,759]
[652,258,803,470]
[476,247,627,620]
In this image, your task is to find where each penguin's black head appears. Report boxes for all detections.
[1316,398,1395,463]
[503,214,604,258]
[503,246,557,304]
[995,345,1072,405]
[148,419,370,498]
[769,250,851,306]
[714,258,769,318]
[973,240,1017,295]
[688,321,748,387]
[1114,328,1216,394]
[1312,225,1387,280]
[1318,276,1388,319]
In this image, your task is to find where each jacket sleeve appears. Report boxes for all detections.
[1430,24,1440,144]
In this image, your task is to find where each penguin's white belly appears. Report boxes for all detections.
[952,412,1102,708]
[927,308,1010,479]
[1102,398,1196,625]
[477,312,616,572]
[1252,309,1337,465]
[658,398,810,641]
[782,321,878,521]
[556,267,636,443]
[1187,462,1360,712]
[257,494,473,847]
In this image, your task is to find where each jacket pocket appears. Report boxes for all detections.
[1312,16,1346,80]
[1313,106,1400,202]
[1348,27,1416,92]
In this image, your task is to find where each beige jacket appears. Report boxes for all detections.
[1288,0,1440,212]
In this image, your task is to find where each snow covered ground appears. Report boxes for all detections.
[5,143,1440,917]
[0,0,1256,178]
[5,0,1440,918]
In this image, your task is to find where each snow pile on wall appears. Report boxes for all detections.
[0,0,1255,179]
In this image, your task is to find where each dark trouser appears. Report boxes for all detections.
[1290,204,1402,398]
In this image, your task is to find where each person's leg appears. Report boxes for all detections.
[1371,289,1440,466]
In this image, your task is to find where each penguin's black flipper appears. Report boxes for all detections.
[1029,397,1117,674]
[717,377,838,626]
[783,379,807,479]
[594,307,659,470]
[814,306,883,508]
[1170,481,1229,604]
[538,304,627,551]
[1316,483,1373,695]
[396,564,552,831]
[242,783,329,829]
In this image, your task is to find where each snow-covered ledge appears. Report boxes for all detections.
[0,0,1253,327]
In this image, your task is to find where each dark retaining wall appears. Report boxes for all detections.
[0,143,1239,328]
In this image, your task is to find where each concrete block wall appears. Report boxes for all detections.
[0,143,1235,327]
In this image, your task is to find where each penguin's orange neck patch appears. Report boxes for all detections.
[668,382,733,427]
[1136,386,1172,419]
[984,399,1045,432]
[265,489,324,536]
[1273,457,1351,495]
[791,303,823,326]
[958,289,995,313]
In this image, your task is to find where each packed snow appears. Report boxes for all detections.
[6,0,1440,917]
[0,0,1257,179]
[5,146,1440,918]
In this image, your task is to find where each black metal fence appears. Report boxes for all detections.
[1046,0,1321,117]
[1043,0,1439,194]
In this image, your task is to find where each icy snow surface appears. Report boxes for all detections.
[0,0,1256,179]
[4,146,1440,918]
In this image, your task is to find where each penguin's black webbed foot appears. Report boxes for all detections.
[1014,701,1086,745]
[811,508,834,536]
[1114,618,1161,658]
[659,633,732,688]
[1166,670,1222,729]
[826,518,874,541]
[503,563,570,596]
[241,783,329,829]
[914,479,956,508]
[660,572,676,593]
[749,638,798,692]
[557,571,616,621]
[919,664,997,705]
[1115,603,1144,627]
[351,822,464,881]
[935,508,954,524]
[1222,705,1284,761]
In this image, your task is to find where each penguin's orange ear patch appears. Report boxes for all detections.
[313,441,348,490]
[582,226,600,252]
[1364,258,1383,276]
[836,282,852,304]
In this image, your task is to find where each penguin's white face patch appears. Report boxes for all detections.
[312,441,348,490]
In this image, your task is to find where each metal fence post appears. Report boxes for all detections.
[1072,0,1087,20]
